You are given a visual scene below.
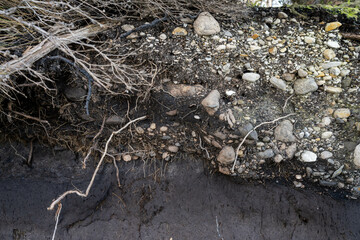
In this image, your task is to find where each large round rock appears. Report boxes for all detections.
[193,12,220,36]
[217,146,235,165]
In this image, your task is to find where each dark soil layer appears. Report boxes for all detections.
[1,142,360,240]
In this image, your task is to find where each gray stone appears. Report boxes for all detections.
[274,120,296,142]
[193,12,221,36]
[64,87,87,101]
[297,69,308,78]
[294,77,318,95]
[258,149,275,159]
[342,77,352,88]
[321,62,342,69]
[304,36,315,44]
[168,145,179,153]
[239,123,258,140]
[332,165,344,178]
[326,40,340,49]
[300,151,317,162]
[282,73,295,81]
[106,115,125,125]
[242,73,260,82]
[270,77,287,91]
[201,90,220,116]
[319,180,337,187]
[286,143,297,159]
[321,131,333,139]
[217,146,235,165]
[278,12,288,19]
[274,154,284,163]
[354,144,360,167]
[320,151,333,159]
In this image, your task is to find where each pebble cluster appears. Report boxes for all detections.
[117,10,360,197]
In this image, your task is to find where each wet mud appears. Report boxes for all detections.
[1,142,360,240]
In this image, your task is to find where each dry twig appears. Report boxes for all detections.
[48,115,146,210]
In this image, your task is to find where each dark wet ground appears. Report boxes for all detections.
[1,142,360,240]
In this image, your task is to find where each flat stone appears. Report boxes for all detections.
[135,127,144,134]
[282,73,295,81]
[330,67,341,76]
[274,154,284,163]
[354,144,360,167]
[258,149,275,159]
[320,151,333,159]
[166,84,203,97]
[278,12,288,19]
[325,22,342,31]
[242,73,260,82]
[294,77,318,95]
[326,40,340,49]
[172,27,187,36]
[201,90,220,116]
[340,69,350,77]
[332,165,344,178]
[64,87,87,102]
[321,62,342,69]
[215,45,226,51]
[298,69,308,78]
[270,77,287,91]
[193,12,220,36]
[333,108,351,118]
[239,123,258,141]
[160,126,168,132]
[321,117,331,126]
[324,86,343,93]
[269,47,277,55]
[323,49,336,60]
[321,131,333,139]
[122,154,132,162]
[150,123,156,130]
[168,145,179,153]
[217,146,235,165]
[319,180,337,187]
[105,115,125,125]
[274,120,296,142]
[301,151,317,163]
[159,33,167,40]
[304,36,315,44]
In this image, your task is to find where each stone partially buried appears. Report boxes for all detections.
[193,12,220,36]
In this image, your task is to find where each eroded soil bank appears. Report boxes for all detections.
[1,142,360,240]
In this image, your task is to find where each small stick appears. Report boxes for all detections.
[199,137,210,159]
[216,216,224,240]
[282,94,293,112]
[27,139,33,165]
[113,158,121,188]
[341,32,360,41]
[10,110,49,125]
[51,203,62,240]
[82,116,106,168]
[231,113,296,172]
[48,115,146,210]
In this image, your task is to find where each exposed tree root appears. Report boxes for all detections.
[47,115,146,211]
